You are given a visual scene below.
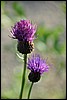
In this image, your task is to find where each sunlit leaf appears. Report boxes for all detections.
[16,53,24,60]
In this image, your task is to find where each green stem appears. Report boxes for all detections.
[27,82,34,99]
[19,54,27,99]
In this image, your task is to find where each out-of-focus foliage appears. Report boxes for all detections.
[1,1,5,8]
[1,1,26,25]
[60,2,66,13]
[36,24,65,54]
[12,2,25,16]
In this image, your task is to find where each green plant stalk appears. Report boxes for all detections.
[27,82,34,99]
[19,54,27,99]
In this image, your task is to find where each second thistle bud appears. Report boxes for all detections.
[28,72,41,82]
[17,41,34,54]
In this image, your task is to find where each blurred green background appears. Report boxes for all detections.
[1,1,66,99]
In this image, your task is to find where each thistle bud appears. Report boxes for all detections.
[17,41,34,54]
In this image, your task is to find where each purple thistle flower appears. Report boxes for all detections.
[11,19,37,42]
[27,54,49,82]
[10,19,37,54]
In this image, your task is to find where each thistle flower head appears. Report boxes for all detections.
[11,19,37,42]
[10,19,36,54]
[27,54,49,82]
